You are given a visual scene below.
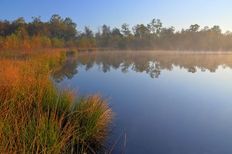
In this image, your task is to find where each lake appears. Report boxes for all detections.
[54,51,232,154]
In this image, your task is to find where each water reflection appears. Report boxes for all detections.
[53,51,232,81]
[53,53,79,82]
[55,51,232,154]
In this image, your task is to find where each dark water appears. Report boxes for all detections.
[54,51,232,154]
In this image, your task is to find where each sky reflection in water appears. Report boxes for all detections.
[54,51,232,154]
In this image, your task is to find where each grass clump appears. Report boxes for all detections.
[0,51,113,153]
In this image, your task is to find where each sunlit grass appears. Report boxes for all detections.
[0,50,113,153]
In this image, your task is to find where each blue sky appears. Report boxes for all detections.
[0,0,232,32]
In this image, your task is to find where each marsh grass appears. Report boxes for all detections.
[0,50,113,153]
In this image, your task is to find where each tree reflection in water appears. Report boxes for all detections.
[53,51,232,82]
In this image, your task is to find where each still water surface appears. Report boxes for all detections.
[54,51,232,154]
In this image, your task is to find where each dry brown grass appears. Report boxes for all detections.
[0,50,113,153]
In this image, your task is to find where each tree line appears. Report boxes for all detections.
[1,15,232,51]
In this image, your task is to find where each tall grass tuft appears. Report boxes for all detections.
[0,50,113,153]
